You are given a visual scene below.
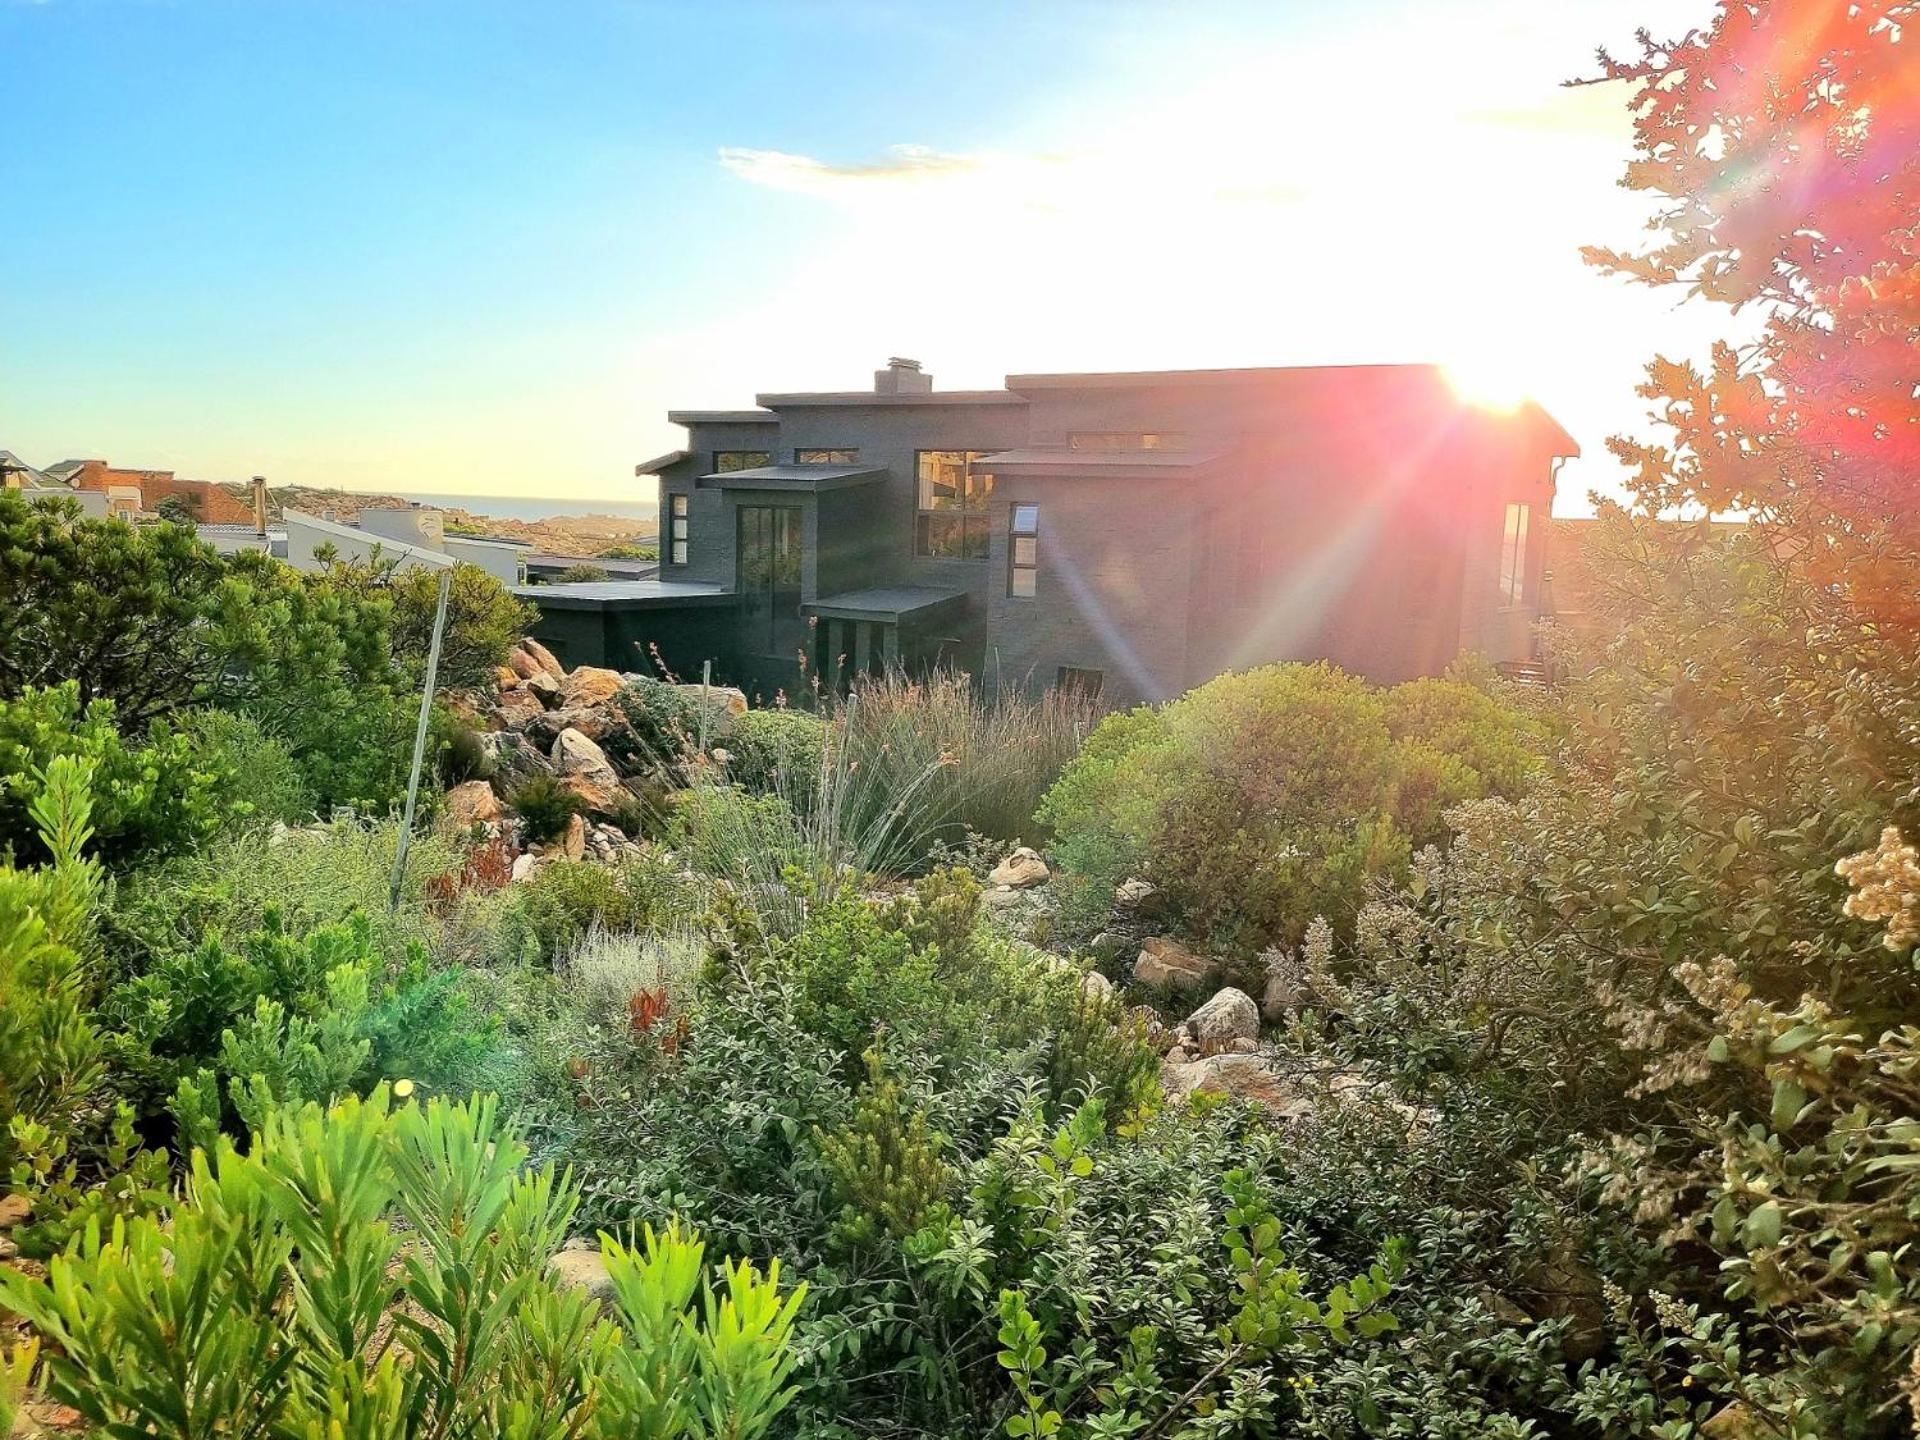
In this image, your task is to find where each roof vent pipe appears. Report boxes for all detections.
[251,475,268,537]
[874,357,932,395]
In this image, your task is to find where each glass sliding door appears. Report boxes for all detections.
[736,505,804,660]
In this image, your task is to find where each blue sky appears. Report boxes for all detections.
[3,0,1720,506]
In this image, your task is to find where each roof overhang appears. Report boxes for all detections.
[635,450,690,476]
[514,579,734,612]
[666,410,779,426]
[803,585,970,624]
[698,463,887,491]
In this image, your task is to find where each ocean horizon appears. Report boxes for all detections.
[386,492,658,524]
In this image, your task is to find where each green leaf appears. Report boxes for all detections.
[1742,1200,1783,1252]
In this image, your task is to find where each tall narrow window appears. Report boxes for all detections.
[795,448,858,465]
[668,493,690,566]
[917,450,994,558]
[1499,502,1530,604]
[1008,502,1039,597]
[714,450,771,473]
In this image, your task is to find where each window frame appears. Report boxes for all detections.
[667,491,691,567]
[1498,501,1531,606]
[915,449,994,560]
[713,450,772,474]
[794,447,859,465]
[1007,502,1039,598]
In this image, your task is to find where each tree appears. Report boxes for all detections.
[1581,0,1920,623]
[316,555,536,688]
[152,494,196,525]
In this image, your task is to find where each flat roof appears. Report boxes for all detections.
[513,578,732,611]
[977,447,1229,473]
[1004,362,1447,390]
[753,390,1027,409]
[283,508,454,568]
[698,463,887,490]
[803,585,970,623]
[666,410,779,425]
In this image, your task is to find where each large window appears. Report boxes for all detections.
[714,450,771,473]
[1007,502,1039,597]
[1499,502,1530,604]
[1068,432,1190,451]
[795,448,858,465]
[667,493,690,566]
[916,450,993,558]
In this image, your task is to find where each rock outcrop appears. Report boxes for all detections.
[1133,936,1218,991]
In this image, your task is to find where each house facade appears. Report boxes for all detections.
[525,360,1577,705]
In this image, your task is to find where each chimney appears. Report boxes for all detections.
[874,356,932,396]
[251,475,268,537]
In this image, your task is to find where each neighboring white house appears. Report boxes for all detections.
[282,503,527,583]
[284,508,456,574]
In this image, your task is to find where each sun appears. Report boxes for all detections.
[1443,353,1534,414]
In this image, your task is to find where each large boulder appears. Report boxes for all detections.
[490,689,544,731]
[1081,969,1115,1004]
[526,670,564,708]
[507,648,542,681]
[526,704,614,749]
[1162,1053,1312,1119]
[444,780,502,828]
[1185,987,1260,1043]
[990,847,1050,889]
[1133,936,1218,991]
[552,728,621,812]
[561,666,625,709]
[520,637,566,678]
[494,664,521,691]
[480,731,555,789]
[672,683,748,737]
[1114,877,1163,915]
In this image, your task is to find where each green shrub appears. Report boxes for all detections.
[607,676,706,774]
[474,852,686,965]
[510,773,584,842]
[102,909,494,1141]
[181,708,313,827]
[557,562,612,583]
[1037,663,1542,951]
[0,683,235,866]
[728,708,827,806]
[317,555,536,689]
[104,818,460,979]
[432,711,493,788]
[0,1088,805,1440]
[0,758,106,1180]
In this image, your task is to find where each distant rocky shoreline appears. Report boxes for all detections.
[220,483,657,558]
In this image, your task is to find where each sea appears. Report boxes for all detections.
[389,492,658,523]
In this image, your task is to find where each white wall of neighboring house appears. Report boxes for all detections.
[357,506,447,551]
[442,534,525,584]
[283,509,454,575]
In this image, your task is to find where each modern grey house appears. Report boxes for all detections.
[522,359,1577,705]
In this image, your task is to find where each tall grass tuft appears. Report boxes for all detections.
[832,668,1100,850]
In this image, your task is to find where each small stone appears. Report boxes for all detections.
[1132,936,1218,991]
[1261,969,1298,1024]
[511,853,536,882]
[981,885,1022,910]
[989,846,1050,889]
[494,664,521,690]
[547,1241,616,1305]
[507,648,541,681]
[444,780,502,828]
[1081,970,1115,1004]
[1115,877,1159,910]
[1230,1036,1258,1053]
[1185,987,1260,1043]
[526,670,563,707]
[0,1193,33,1228]
[1089,931,1129,964]
[561,812,588,862]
